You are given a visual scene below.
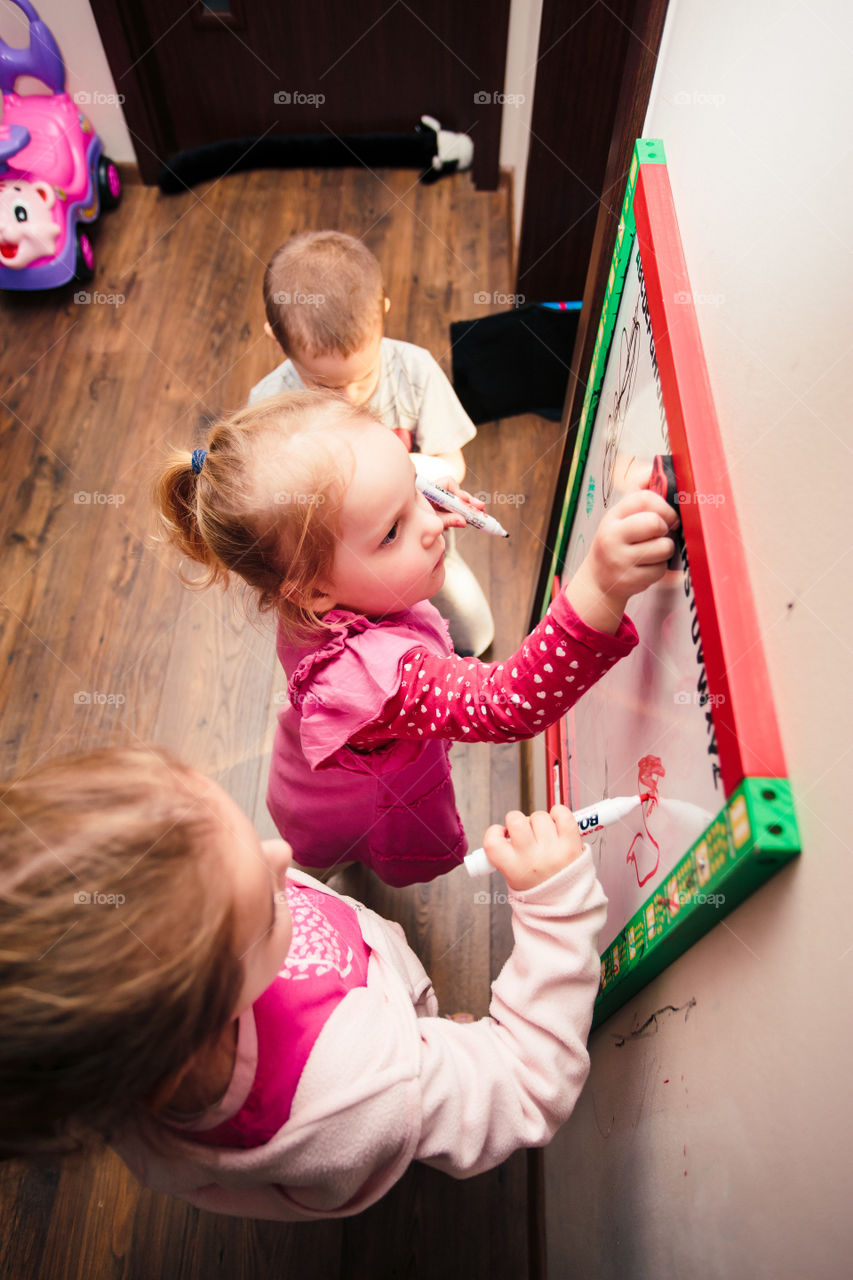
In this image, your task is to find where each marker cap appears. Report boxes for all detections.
[463,846,493,877]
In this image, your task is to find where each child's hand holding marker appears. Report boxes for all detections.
[415,473,510,539]
[466,795,650,877]
[481,805,584,891]
[566,488,678,635]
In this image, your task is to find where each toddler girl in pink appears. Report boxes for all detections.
[155,391,676,885]
[0,746,606,1220]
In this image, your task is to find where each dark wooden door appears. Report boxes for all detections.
[89,0,509,188]
[523,0,670,624]
[516,0,668,301]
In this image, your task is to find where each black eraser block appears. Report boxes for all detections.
[650,454,684,570]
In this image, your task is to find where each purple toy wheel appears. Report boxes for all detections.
[79,232,94,269]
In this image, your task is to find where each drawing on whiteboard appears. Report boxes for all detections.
[626,755,666,887]
[601,292,642,506]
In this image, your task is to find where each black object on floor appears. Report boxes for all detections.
[450,304,581,424]
[158,121,454,193]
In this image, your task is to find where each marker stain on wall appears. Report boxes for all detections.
[610,996,697,1047]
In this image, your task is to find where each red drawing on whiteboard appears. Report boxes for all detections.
[626,755,666,887]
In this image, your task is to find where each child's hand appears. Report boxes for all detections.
[436,476,486,511]
[426,474,487,531]
[482,805,584,891]
[566,489,676,634]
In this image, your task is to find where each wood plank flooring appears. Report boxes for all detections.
[0,165,563,1279]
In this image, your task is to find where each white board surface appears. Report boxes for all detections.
[560,242,723,948]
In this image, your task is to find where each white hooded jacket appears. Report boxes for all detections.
[113,855,607,1221]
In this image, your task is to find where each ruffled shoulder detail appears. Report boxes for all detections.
[287,611,372,705]
[280,605,450,770]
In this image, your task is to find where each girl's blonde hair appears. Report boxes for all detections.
[153,391,373,640]
[0,747,242,1160]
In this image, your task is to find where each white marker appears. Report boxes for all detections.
[464,795,648,876]
[415,475,509,538]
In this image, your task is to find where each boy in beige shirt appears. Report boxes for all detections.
[249,230,494,656]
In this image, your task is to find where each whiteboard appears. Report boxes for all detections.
[560,241,720,948]
[541,142,797,1022]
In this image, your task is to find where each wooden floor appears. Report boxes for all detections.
[0,166,563,1279]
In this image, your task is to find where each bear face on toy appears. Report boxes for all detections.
[0,0,121,291]
[0,177,60,268]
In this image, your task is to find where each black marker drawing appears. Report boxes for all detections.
[601,293,641,506]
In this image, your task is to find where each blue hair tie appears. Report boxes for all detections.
[191,448,208,475]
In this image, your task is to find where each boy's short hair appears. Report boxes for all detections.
[263,230,385,359]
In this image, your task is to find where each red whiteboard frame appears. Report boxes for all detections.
[633,162,786,789]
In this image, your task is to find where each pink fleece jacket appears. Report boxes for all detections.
[112,857,607,1221]
[267,592,637,885]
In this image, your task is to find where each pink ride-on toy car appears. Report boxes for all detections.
[0,0,121,291]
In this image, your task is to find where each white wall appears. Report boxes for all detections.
[545,1,853,1276]
[0,0,135,163]
[499,0,543,243]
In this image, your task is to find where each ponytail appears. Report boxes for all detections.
[153,451,225,588]
[151,391,372,637]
